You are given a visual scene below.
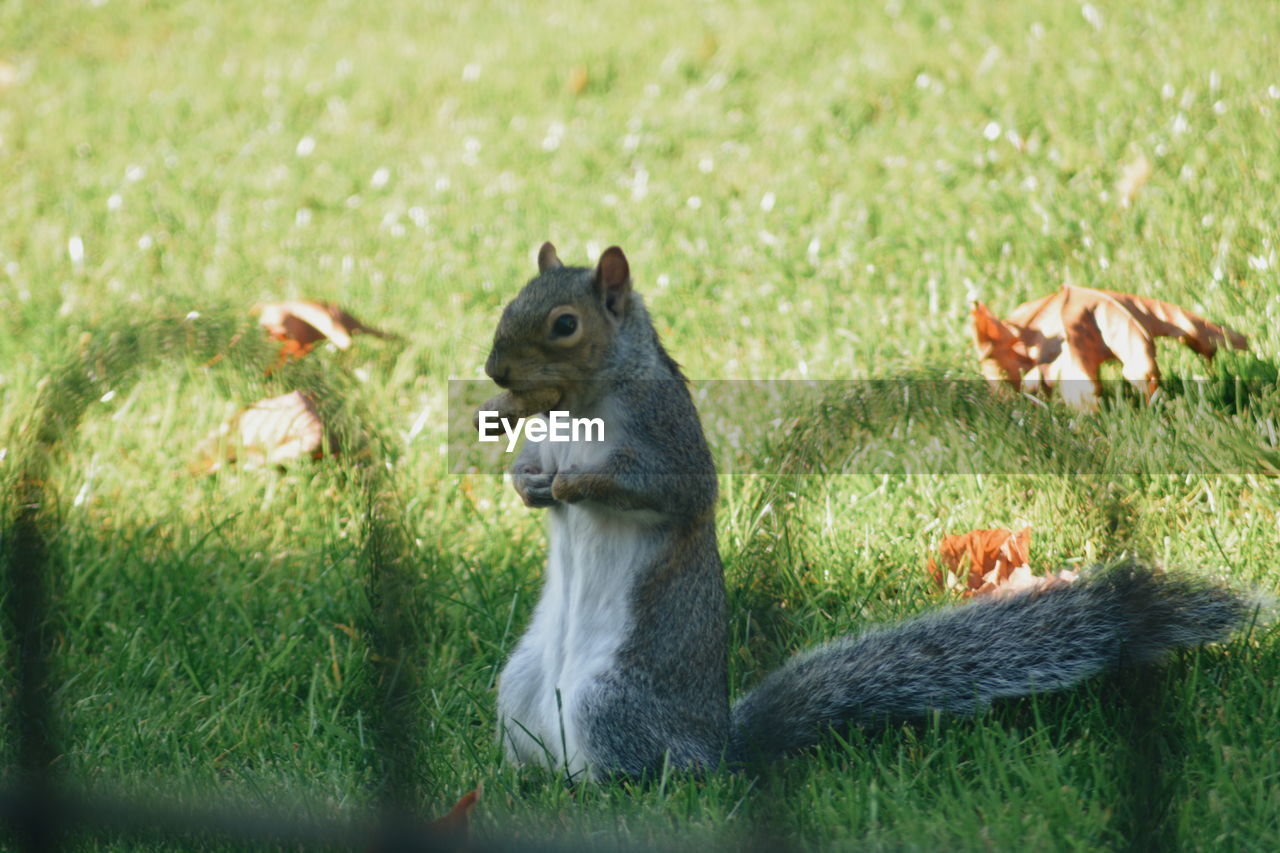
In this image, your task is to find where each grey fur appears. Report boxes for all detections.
[491,250,1250,779]
[728,567,1247,762]
[493,255,727,778]
[565,359,730,776]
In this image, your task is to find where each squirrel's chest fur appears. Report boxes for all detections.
[496,422,662,777]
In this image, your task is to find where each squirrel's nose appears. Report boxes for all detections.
[486,360,512,388]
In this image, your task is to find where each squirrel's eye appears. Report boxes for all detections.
[552,314,578,337]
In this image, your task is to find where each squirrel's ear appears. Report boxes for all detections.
[537,242,563,273]
[594,246,631,318]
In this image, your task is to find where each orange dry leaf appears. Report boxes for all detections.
[253,300,395,353]
[568,66,589,94]
[973,285,1247,408]
[928,527,1030,597]
[367,788,479,852]
[927,527,1077,599]
[428,788,479,845]
[194,391,335,472]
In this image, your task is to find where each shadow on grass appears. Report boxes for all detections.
[0,308,450,850]
[1158,349,1280,415]
[2,312,1268,850]
[713,361,1278,850]
[717,359,1280,680]
[740,372,1280,481]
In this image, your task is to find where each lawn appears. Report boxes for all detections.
[2,0,1279,849]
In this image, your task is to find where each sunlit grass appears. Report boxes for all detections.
[2,0,1279,849]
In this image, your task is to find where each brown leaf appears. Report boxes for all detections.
[429,788,479,840]
[971,301,1032,386]
[194,391,335,472]
[253,300,395,352]
[972,285,1247,408]
[928,527,1030,597]
[928,527,1079,599]
[568,65,589,95]
[366,788,479,853]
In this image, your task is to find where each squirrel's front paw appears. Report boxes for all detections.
[550,467,592,504]
[512,464,558,508]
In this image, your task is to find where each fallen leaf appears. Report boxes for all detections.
[928,527,1031,597]
[253,300,395,353]
[927,527,1079,599]
[194,391,335,472]
[1116,154,1152,206]
[429,788,479,843]
[367,788,479,853]
[972,285,1247,408]
[971,301,1034,387]
[568,65,589,95]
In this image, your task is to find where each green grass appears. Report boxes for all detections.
[3,0,1280,849]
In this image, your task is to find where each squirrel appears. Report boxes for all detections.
[481,242,1249,780]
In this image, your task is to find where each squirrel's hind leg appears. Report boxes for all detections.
[577,678,724,779]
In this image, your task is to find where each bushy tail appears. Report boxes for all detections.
[728,566,1248,762]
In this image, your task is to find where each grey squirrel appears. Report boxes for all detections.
[480,242,1248,780]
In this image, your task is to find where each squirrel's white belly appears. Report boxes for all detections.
[496,499,659,778]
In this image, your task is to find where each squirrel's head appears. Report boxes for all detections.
[482,242,633,415]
